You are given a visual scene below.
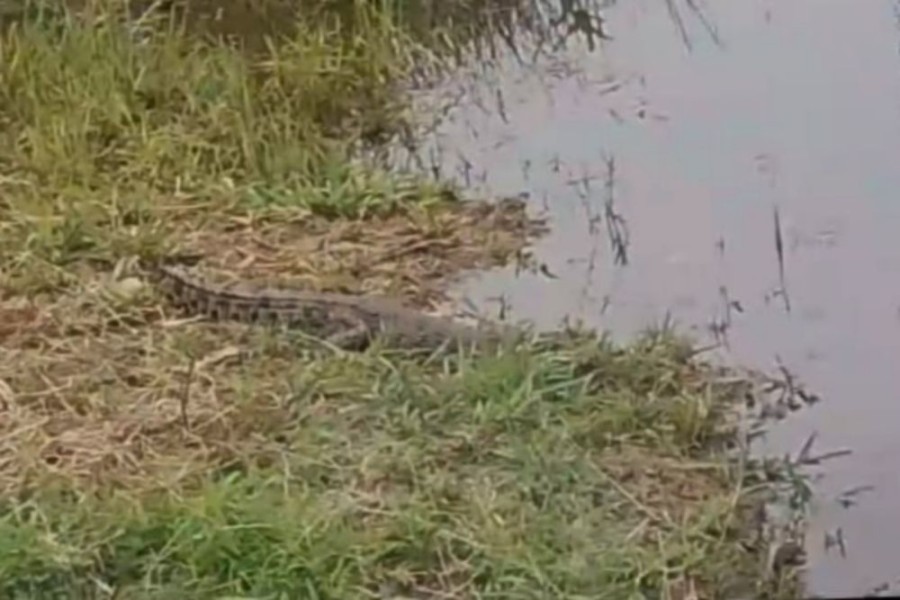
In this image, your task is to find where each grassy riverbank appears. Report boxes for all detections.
[0,1,807,597]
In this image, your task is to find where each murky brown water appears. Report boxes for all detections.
[392,0,900,596]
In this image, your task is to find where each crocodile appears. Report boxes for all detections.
[147,262,525,352]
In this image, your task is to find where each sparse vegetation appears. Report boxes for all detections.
[0,0,807,598]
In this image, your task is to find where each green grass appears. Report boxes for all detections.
[0,327,800,598]
[0,0,450,291]
[0,1,808,598]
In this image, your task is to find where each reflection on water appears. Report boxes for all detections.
[393,0,900,596]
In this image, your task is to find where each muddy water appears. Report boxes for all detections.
[395,0,900,596]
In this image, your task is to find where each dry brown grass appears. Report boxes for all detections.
[0,194,547,498]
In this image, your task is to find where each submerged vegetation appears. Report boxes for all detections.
[0,0,809,597]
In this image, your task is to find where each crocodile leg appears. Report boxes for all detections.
[325,322,373,350]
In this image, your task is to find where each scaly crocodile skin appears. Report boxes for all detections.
[148,263,519,351]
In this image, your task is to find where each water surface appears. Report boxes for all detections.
[397,0,900,596]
